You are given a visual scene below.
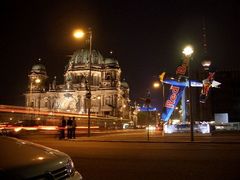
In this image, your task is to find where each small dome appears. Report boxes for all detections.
[105,58,119,68]
[121,81,129,88]
[31,64,47,75]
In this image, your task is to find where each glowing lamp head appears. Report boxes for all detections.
[73,29,85,39]
[35,78,41,84]
[182,46,194,57]
[153,82,160,88]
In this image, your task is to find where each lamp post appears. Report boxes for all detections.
[30,78,41,108]
[29,78,41,121]
[73,28,92,137]
[182,46,194,142]
[145,89,151,141]
[30,81,33,107]
[97,96,101,115]
[153,80,165,120]
[35,78,42,111]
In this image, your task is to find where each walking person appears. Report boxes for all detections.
[67,117,73,139]
[72,117,77,139]
[59,116,66,140]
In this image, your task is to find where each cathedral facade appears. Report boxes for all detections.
[25,49,130,119]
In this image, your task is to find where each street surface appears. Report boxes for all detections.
[20,129,240,180]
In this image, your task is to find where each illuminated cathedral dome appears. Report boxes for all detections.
[31,64,47,75]
[26,48,130,119]
[67,49,104,70]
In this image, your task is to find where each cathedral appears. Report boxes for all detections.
[25,49,130,119]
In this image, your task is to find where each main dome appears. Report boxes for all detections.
[31,64,47,75]
[68,49,104,69]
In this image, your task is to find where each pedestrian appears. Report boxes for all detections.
[59,116,66,140]
[72,117,77,139]
[67,117,73,139]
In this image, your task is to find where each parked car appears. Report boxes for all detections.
[0,136,82,179]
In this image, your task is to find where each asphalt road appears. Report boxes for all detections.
[22,131,240,180]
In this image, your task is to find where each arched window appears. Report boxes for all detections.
[106,72,111,80]
[45,101,48,108]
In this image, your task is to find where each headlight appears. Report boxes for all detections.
[66,159,75,176]
[146,126,156,131]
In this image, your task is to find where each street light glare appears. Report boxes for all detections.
[182,46,193,56]
[35,78,41,84]
[73,29,85,39]
[153,82,160,88]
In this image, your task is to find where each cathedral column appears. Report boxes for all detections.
[80,95,85,113]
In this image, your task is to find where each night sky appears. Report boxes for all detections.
[1,0,239,108]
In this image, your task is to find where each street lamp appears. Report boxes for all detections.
[153,82,160,88]
[145,89,151,141]
[35,78,42,110]
[97,96,101,115]
[73,29,85,39]
[182,45,194,142]
[73,28,93,137]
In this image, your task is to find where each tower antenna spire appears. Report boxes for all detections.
[202,17,208,56]
[201,17,212,71]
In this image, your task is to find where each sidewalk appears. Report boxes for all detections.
[68,131,240,143]
[19,129,240,143]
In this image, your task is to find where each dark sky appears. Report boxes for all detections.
[1,0,239,107]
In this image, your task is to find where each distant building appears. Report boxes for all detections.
[25,49,130,119]
[212,69,240,122]
[191,66,240,123]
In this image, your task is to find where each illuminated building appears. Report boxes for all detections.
[25,49,130,119]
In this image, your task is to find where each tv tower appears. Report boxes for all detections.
[201,17,211,71]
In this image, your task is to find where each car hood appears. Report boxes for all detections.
[0,136,70,179]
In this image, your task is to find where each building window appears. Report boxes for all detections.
[105,96,112,105]
[93,75,99,86]
[106,72,111,80]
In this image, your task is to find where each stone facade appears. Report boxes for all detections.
[25,49,130,119]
